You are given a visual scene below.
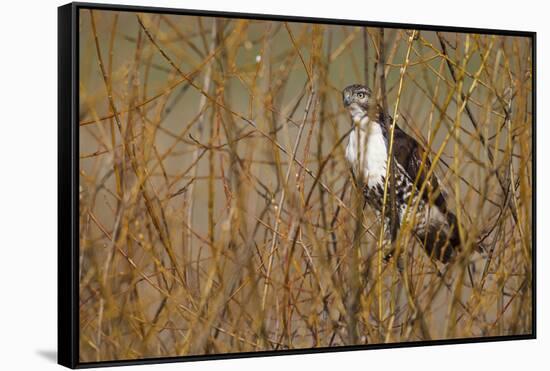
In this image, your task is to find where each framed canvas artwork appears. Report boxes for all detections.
[58,2,536,368]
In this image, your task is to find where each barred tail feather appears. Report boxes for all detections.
[420,212,484,263]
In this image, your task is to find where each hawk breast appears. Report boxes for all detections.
[345,119,388,189]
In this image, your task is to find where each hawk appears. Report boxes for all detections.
[342,84,461,263]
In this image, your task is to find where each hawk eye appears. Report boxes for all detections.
[356,92,365,99]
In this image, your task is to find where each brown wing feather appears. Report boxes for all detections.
[392,124,461,249]
[371,109,465,258]
[376,109,446,209]
[392,125,448,212]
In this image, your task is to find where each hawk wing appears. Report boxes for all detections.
[392,125,449,213]
[376,109,462,257]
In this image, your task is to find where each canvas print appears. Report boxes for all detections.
[77,7,533,363]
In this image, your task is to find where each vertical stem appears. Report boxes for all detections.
[363,27,369,85]
[186,20,217,288]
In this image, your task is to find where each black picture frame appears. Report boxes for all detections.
[58,2,536,368]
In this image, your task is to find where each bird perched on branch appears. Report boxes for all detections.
[342,83,461,263]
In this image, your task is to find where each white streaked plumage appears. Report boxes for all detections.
[345,112,387,189]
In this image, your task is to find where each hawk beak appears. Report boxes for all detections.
[343,93,352,107]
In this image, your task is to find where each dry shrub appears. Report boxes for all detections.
[77,9,533,362]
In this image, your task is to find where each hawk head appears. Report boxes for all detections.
[342,84,372,121]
